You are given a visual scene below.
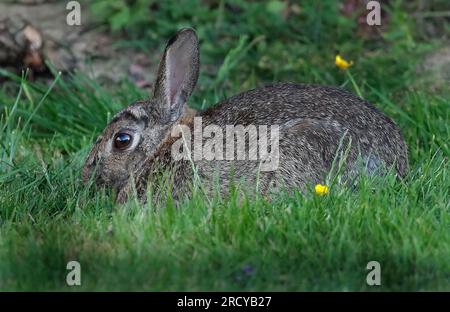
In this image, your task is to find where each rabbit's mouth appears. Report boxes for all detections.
[82,157,127,191]
[91,171,130,197]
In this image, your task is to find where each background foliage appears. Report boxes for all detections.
[0,0,448,290]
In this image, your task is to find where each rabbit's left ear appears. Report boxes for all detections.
[152,28,199,123]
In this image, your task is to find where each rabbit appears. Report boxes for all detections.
[83,28,408,204]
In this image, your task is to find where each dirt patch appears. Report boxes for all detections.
[0,1,156,87]
[417,44,450,91]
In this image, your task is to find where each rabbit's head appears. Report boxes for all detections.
[82,28,199,200]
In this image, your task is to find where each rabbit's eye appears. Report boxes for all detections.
[113,132,133,150]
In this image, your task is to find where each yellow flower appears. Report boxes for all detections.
[335,54,353,70]
[315,183,329,195]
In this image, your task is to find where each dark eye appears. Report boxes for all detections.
[113,132,133,150]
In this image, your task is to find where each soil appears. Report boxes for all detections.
[0,0,156,87]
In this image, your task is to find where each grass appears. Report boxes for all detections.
[0,1,449,291]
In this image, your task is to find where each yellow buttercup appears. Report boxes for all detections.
[315,184,329,195]
[335,54,353,70]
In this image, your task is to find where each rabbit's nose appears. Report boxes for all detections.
[90,156,97,167]
[82,154,101,184]
[82,162,94,184]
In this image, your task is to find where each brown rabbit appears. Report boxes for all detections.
[83,28,408,203]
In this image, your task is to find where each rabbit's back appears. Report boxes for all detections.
[202,83,397,134]
[196,83,408,187]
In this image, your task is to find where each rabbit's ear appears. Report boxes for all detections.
[153,28,199,123]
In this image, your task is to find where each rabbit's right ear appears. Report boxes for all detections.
[152,28,200,123]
